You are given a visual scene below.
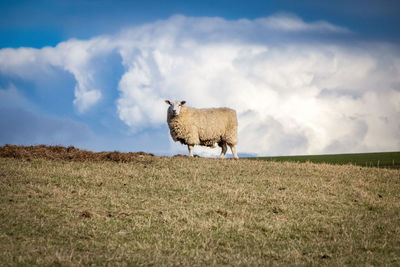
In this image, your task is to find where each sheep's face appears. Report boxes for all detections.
[165,100,186,116]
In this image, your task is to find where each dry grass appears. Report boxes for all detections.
[1,146,400,265]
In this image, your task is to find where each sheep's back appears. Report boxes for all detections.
[190,107,237,144]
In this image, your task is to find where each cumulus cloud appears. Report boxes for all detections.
[0,37,114,113]
[256,13,350,33]
[0,14,399,156]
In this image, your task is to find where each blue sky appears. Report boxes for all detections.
[2,0,400,49]
[1,0,400,156]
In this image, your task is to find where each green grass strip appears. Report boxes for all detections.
[251,151,400,169]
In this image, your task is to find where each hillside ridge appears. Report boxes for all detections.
[0,144,154,163]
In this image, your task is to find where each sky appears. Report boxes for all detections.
[1,0,399,157]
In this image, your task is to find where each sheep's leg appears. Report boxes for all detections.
[219,142,227,158]
[188,145,194,157]
[229,144,239,159]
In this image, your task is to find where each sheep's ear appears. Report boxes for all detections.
[180,101,186,106]
[165,100,171,105]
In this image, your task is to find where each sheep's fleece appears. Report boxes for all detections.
[165,100,239,159]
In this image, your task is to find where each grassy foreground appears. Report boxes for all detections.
[1,154,400,265]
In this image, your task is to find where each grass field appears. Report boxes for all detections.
[252,151,400,169]
[1,146,400,265]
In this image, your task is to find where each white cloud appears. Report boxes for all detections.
[0,14,399,156]
[0,37,115,113]
[256,13,350,33]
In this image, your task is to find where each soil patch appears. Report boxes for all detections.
[0,145,154,163]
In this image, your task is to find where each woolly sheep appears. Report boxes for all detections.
[165,100,239,159]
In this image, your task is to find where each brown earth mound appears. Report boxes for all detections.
[0,145,154,163]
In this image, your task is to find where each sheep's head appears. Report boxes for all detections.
[165,100,186,116]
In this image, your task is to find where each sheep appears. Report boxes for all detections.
[165,100,239,159]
